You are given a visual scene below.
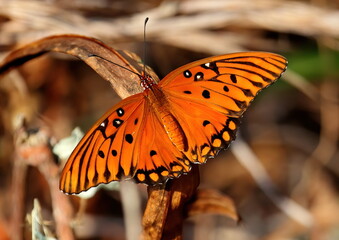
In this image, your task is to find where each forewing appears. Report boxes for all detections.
[60,93,146,194]
[159,52,287,163]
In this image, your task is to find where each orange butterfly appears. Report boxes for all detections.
[60,52,287,194]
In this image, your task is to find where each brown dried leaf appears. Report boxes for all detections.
[187,188,240,223]
[0,34,155,98]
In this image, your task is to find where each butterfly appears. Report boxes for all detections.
[59,52,287,194]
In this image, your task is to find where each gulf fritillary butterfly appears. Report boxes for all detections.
[59,52,287,194]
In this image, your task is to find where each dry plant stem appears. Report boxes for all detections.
[312,80,339,165]
[10,154,28,240]
[119,181,142,240]
[293,81,339,202]
[37,155,75,240]
[14,126,76,240]
[231,139,314,227]
[282,70,319,102]
[142,165,200,240]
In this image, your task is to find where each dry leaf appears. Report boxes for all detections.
[0,34,149,98]
[187,188,240,223]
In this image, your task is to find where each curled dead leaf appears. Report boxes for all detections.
[0,34,158,98]
[187,188,241,223]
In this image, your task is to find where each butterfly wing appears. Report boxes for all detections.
[159,52,287,163]
[60,91,191,193]
[60,93,145,193]
[132,104,191,184]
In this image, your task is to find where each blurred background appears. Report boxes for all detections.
[0,0,338,239]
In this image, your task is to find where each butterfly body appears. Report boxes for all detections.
[144,83,188,151]
[60,52,287,194]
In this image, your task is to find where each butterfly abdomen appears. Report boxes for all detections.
[146,84,188,152]
[160,112,188,151]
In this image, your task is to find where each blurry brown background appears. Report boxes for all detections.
[0,0,338,239]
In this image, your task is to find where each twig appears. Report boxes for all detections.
[231,139,314,227]
[119,181,142,240]
[142,165,200,240]
[14,125,75,239]
[10,151,28,240]
[282,70,319,102]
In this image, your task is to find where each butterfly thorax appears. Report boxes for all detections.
[143,76,188,152]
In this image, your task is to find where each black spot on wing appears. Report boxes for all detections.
[201,61,219,74]
[233,99,247,109]
[203,120,210,126]
[117,108,124,117]
[202,90,210,99]
[194,72,204,81]
[113,119,123,128]
[150,150,157,157]
[97,118,109,137]
[125,134,133,144]
[98,150,105,158]
[242,88,254,97]
[183,70,192,78]
[230,74,237,83]
[104,169,111,181]
[112,149,117,156]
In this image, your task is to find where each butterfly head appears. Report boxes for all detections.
[140,73,156,90]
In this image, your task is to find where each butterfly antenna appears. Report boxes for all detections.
[143,17,149,76]
[87,54,142,78]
